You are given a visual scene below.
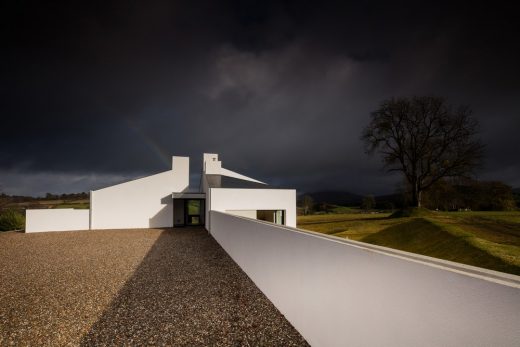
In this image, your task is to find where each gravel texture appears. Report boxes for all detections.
[0,228,308,346]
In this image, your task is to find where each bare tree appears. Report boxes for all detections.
[301,195,315,215]
[361,195,375,211]
[362,96,484,208]
[0,186,9,211]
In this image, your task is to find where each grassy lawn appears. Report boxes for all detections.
[298,210,520,275]
[52,201,90,209]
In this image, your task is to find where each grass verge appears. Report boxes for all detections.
[298,210,520,275]
[361,218,520,275]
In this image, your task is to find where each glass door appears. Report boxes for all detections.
[185,199,203,226]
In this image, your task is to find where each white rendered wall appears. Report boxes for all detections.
[226,210,257,219]
[26,209,90,233]
[210,211,520,347]
[208,188,296,228]
[90,157,189,229]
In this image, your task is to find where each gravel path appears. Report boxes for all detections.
[0,228,308,346]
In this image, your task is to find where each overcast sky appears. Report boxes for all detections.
[1,1,519,196]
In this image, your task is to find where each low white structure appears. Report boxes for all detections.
[25,153,296,232]
[25,209,89,233]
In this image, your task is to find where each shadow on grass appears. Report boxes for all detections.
[80,228,307,346]
[461,217,520,239]
[360,218,520,276]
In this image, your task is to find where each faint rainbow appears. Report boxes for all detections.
[123,117,170,168]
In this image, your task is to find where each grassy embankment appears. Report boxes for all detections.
[297,209,520,275]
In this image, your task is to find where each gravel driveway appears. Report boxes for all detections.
[0,228,308,346]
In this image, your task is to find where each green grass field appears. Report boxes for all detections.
[298,210,520,275]
[5,199,90,210]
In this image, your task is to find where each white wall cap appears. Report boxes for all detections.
[220,167,266,184]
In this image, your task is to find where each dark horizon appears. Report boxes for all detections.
[2,1,519,197]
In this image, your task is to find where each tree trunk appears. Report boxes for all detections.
[411,181,421,207]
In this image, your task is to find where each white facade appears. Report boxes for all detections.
[90,156,189,229]
[25,153,295,232]
[201,153,297,230]
[211,211,520,347]
[208,188,296,228]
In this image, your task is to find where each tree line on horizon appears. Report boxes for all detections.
[298,177,517,214]
[0,192,89,203]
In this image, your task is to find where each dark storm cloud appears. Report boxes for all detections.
[1,1,519,195]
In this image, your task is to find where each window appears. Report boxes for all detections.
[187,200,200,215]
[257,210,285,225]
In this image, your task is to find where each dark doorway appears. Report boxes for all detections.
[173,198,205,227]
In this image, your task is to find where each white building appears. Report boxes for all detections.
[22,152,520,346]
[25,153,296,233]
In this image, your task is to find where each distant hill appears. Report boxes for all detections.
[300,191,363,206]
[302,186,520,210]
[299,191,406,208]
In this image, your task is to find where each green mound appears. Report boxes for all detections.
[389,207,434,218]
[361,218,520,275]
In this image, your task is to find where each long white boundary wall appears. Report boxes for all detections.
[210,211,520,347]
[26,209,90,233]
